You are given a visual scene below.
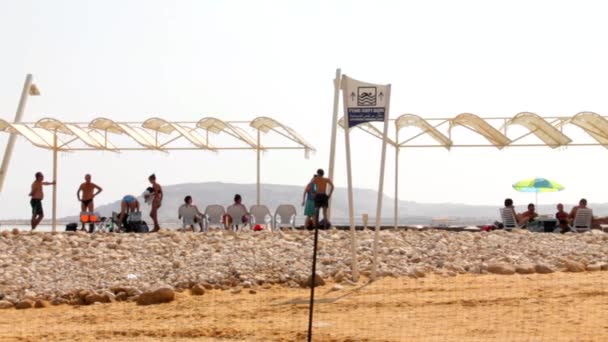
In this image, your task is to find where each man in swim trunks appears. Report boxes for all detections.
[312,168,334,228]
[76,174,103,231]
[29,171,55,230]
[119,194,140,229]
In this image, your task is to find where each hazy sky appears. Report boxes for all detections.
[1,0,608,219]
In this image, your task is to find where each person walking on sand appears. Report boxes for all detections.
[148,174,163,232]
[29,172,55,230]
[312,168,334,228]
[76,174,103,231]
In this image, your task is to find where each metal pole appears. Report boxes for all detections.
[341,77,359,282]
[0,74,33,192]
[327,68,341,220]
[371,85,391,281]
[52,133,58,232]
[256,129,261,205]
[306,225,320,342]
[394,129,399,230]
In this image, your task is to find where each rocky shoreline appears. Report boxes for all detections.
[1,228,607,309]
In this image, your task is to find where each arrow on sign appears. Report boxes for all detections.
[378,92,384,101]
[350,92,356,102]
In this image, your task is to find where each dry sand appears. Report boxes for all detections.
[2,272,607,341]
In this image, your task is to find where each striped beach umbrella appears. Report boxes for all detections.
[512,177,564,206]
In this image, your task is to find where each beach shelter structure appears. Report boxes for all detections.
[336,111,608,229]
[0,75,315,231]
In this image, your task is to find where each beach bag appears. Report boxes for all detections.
[136,221,149,233]
[65,223,78,231]
[253,224,264,231]
[128,211,142,222]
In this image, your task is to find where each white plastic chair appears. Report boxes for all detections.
[274,204,297,230]
[226,204,251,231]
[178,205,205,232]
[499,208,524,231]
[569,208,593,233]
[204,205,226,231]
[250,205,272,230]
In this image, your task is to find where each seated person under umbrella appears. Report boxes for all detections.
[520,203,539,227]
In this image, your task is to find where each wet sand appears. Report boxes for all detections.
[1,272,607,341]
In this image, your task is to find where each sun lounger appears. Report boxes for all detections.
[203,205,226,231]
[274,204,297,230]
[250,205,272,230]
[499,208,525,231]
[569,208,593,233]
[226,204,251,231]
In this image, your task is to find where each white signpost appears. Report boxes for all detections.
[340,75,391,281]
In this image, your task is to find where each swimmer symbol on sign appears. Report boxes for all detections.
[357,87,377,106]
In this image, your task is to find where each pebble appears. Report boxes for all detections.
[0,229,606,308]
[487,263,516,275]
[136,287,175,306]
[191,284,205,296]
[515,264,536,274]
[564,260,586,273]
[15,300,34,309]
[0,300,13,309]
[302,274,325,288]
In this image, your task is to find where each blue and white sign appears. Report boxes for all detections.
[342,75,390,128]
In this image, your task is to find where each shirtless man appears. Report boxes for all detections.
[29,172,56,230]
[568,198,589,223]
[76,174,103,231]
[148,174,163,232]
[312,168,334,228]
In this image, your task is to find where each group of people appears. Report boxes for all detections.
[301,168,334,229]
[29,172,163,232]
[503,198,591,233]
[29,167,336,232]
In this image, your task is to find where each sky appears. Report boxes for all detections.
[1,0,608,219]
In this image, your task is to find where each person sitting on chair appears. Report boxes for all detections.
[503,198,527,226]
[178,195,205,232]
[118,194,140,229]
[224,194,250,230]
[520,203,538,226]
[568,198,589,224]
[556,203,569,233]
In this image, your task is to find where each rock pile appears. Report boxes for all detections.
[1,228,608,309]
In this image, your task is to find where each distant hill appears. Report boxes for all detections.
[60,182,608,225]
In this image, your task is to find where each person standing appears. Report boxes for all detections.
[29,172,55,230]
[312,168,334,228]
[76,174,103,231]
[148,174,163,232]
[301,175,317,230]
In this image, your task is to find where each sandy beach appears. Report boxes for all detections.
[1,272,608,341]
[2,229,608,341]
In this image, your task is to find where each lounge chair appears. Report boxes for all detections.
[179,205,205,232]
[274,204,297,230]
[204,205,226,231]
[226,204,251,232]
[250,204,272,230]
[499,208,525,231]
[569,208,593,233]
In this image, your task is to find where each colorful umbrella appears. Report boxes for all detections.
[512,177,564,206]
